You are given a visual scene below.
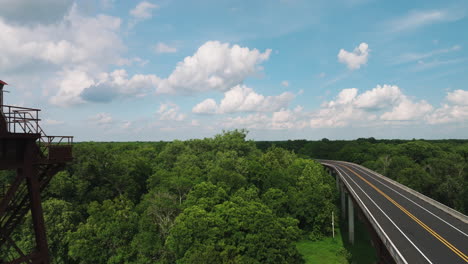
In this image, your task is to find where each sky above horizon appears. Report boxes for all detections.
[1,0,468,141]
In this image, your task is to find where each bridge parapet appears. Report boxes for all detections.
[322,162,405,264]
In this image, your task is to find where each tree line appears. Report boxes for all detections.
[257,138,468,215]
[1,130,339,263]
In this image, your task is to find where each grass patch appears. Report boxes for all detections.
[297,229,349,264]
[340,213,378,264]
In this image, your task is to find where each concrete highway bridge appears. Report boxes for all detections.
[321,160,468,264]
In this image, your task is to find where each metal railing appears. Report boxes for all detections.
[2,105,41,134]
[1,105,73,159]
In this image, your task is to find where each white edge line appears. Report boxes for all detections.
[339,160,468,224]
[350,164,468,238]
[333,165,432,264]
[323,163,410,264]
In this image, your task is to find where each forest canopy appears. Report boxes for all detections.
[1,130,338,263]
[1,132,466,263]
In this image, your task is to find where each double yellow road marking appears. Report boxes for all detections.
[343,165,468,262]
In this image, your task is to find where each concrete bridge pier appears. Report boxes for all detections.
[335,171,339,190]
[341,185,346,220]
[348,196,355,245]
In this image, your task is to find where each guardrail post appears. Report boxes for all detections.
[348,197,355,245]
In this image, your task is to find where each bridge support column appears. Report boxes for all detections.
[341,186,346,220]
[335,172,339,190]
[348,197,354,245]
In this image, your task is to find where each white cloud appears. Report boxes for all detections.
[381,99,433,121]
[80,69,160,103]
[354,84,403,110]
[310,84,433,127]
[221,105,307,130]
[121,121,132,129]
[0,5,124,73]
[154,42,177,53]
[327,88,358,107]
[49,69,94,107]
[193,99,218,114]
[281,80,289,87]
[222,113,270,129]
[446,89,468,106]
[0,4,132,106]
[271,106,308,129]
[0,0,73,24]
[387,9,465,32]
[130,1,159,19]
[427,104,468,125]
[192,85,294,114]
[50,69,159,106]
[338,43,369,70]
[157,103,186,121]
[427,89,468,124]
[90,112,113,126]
[157,41,271,94]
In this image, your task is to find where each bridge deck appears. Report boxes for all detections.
[322,160,468,264]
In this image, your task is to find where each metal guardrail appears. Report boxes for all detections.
[1,105,73,159]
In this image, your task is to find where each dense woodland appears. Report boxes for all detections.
[258,137,468,215]
[1,130,338,263]
[1,131,467,263]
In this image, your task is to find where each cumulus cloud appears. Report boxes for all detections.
[310,84,432,127]
[80,69,159,103]
[192,85,294,114]
[221,106,307,130]
[0,4,131,106]
[157,41,271,94]
[0,0,73,24]
[157,103,186,121]
[49,69,94,107]
[281,80,289,87]
[427,89,468,124]
[222,113,270,129]
[311,88,376,128]
[0,5,124,73]
[338,43,369,70]
[381,99,433,121]
[446,89,468,106]
[154,42,177,53]
[90,113,113,126]
[50,69,159,106]
[130,1,159,19]
[193,99,218,114]
[271,106,308,129]
[354,85,403,110]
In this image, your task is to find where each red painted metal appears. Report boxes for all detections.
[0,80,73,264]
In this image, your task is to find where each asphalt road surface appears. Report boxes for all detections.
[321,160,468,264]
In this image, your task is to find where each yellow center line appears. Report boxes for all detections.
[343,165,468,263]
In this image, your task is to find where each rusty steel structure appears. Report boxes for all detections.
[0,80,73,263]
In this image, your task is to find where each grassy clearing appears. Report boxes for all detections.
[297,229,349,264]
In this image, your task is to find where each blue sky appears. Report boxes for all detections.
[1,0,468,141]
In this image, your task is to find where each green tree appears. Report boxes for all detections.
[68,196,138,263]
[166,197,303,264]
